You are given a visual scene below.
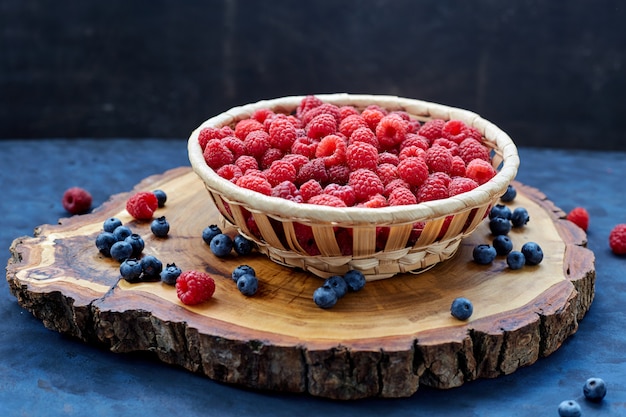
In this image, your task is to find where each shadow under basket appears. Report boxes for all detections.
[188,93,520,280]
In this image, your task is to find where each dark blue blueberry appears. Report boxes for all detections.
[489,204,512,220]
[473,244,497,265]
[343,270,366,292]
[140,255,163,281]
[120,258,143,283]
[500,184,517,202]
[103,217,122,233]
[153,189,167,208]
[124,233,145,257]
[233,234,254,255]
[583,377,607,402]
[210,233,233,257]
[160,263,182,285]
[492,235,513,255]
[323,275,348,299]
[95,232,117,257]
[232,265,256,282]
[150,216,170,237]
[202,225,222,245]
[521,242,543,265]
[313,286,338,309]
[450,297,473,320]
[236,274,258,296]
[113,225,133,241]
[110,241,133,263]
[511,207,530,227]
[557,400,582,417]
[489,217,512,236]
[506,251,526,270]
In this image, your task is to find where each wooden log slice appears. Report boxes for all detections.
[6,167,595,400]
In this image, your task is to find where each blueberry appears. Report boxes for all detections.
[521,242,543,265]
[583,377,607,402]
[343,270,366,292]
[473,244,497,265]
[113,225,133,241]
[95,232,118,257]
[450,297,473,320]
[233,234,254,255]
[210,233,233,257]
[140,255,163,281]
[160,263,182,285]
[153,189,167,208]
[202,225,222,245]
[237,274,259,296]
[110,241,133,262]
[489,217,512,236]
[124,233,145,257]
[489,204,512,220]
[323,275,348,298]
[151,216,170,237]
[103,217,122,233]
[232,265,256,283]
[511,207,530,227]
[557,400,582,417]
[120,258,143,283]
[506,251,526,270]
[500,184,517,202]
[492,235,513,255]
[313,286,338,309]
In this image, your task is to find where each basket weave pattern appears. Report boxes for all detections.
[188,94,519,280]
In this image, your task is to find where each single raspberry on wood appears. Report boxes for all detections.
[609,224,626,255]
[62,187,92,214]
[566,207,589,231]
[126,191,159,220]
[176,270,216,305]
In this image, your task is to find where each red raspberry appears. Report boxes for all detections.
[281,153,310,172]
[441,119,469,144]
[268,116,297,152]
[235,173,272,196]
[293,222,320,256]
[383,178,411,197]
[388,186,417,206]
[397,156,429,187]
[338,114,368,138]
[243,130,271,159]
[448,177,479,196]
[349,126,379,149]
[126,191,159,220]
[346,141,378,171]
[401,133,430,151]
[324,183,356,207]
[419,119,445,142]
[234,118,264,140]
[377,163,399,186]
[429,172,452,187]
[609,224,626,255]
[566,207,589,231]
[407,222,426,246]
[260,147,284,169]
[375,226,390,251]
[399,145,426,161]
[272,181,302,202]
[198,126,225,150]
[465,159,496,185]
[296,95,324,118]
[176,270,216,305]
[450,155,467,177]
[221,136,246,160]
[203,139,234,170]
[327,164,350,185]
[301,103,342,126]
[265,159,297,186]
[406,118,421,134]
[299,179,323,202]
[425,144,453,173]
[251,108,275,124]
[235,155,259,174]
[360,193,388,208]
[216,164,243,182]
[296,158,328,185]
[349,168,384,202]
[378,152,400,166]
[361,107,386,131]
[291,136,319,159]
[315,134,347,167]
[464,125,483,142]
[62,187,92,214]
[308,193,347,207]
[376,114,408,149]
[306,113,337,140]
[339,105,360,119]
[458,138,490,164]
[416,176,449,203]
[432,138,460,156]
[335,228,353,256]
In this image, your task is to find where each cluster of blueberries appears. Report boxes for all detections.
[312,270,367,309]
[558,377,607,416]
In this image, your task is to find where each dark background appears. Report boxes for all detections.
[2,0,625,150]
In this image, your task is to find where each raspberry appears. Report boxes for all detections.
[235,155,259,174]
[448,177,479,196]
[388,186,417,206]
[260,147,284,169]
[327,164,350,185]
[338,114,368,138]
[376,226,390,251]
[432,138,460,156]
[251,108,275,124]
[296,158,328,185]
[458,138,490,164]
[324,184,356,207]
[235,173,272,196]
[198,126,226,150]
[281,153,310,172]
[265,159,297,186]
[566,207,589,231]
[383,178,411,197]
[397,156,429,187]
[407,222,426,246]
[360,193,388,208]
[406,118,421,134]
[441,119,469,144]
[399,145,426,161]
[378,152,400,166]
[376,114,408,149]
[291,136,319,158]
[339,105,360,119]
[234,118,265,140]
[315,134,347,167]
[300,179,323,202]
[401,133,430,151]
[301,103,342,126]
[272,180,302,202]
[268,116,297,151]
[346,141,378,171]
[306,113,337,139]
[464,126,483,142]
[216,164,243,182]
[377,163,399,186]
[176,270,216,305]
[450,155,467,177]
[465,159,497,185]
[419,119,445,142]
[429,172,452,187]
[203,139,234,170]
[416,176,449,203]
[293,222,320,255]
[335,228,353,256]
[425,145,453,173]
[62,187,92,214]
[349,168,384,202]
[361,107,386,131]
[296,95,324,118]
[243,130,271,159]
[221,136,247,160]
[349,126,379,149]
[126,191,159,220]
[308,193,347,207]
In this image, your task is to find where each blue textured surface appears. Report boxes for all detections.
[1,139,625,416]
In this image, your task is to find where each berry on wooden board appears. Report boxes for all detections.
[176,270,216,305]
[126,191,159,220]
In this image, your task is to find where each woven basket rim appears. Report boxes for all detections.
[188,93,519,225]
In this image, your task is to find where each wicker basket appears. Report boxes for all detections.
[188,94,519,280]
